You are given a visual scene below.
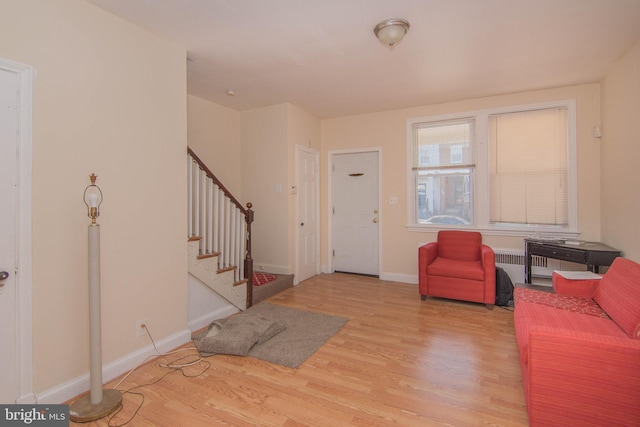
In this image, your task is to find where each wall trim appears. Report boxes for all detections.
[380,272,418,285]
[33,329,191,404]
[188,306,239,333]
[254,263,290,275]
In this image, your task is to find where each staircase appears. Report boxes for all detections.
[187,147,254,310]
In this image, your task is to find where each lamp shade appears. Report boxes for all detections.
[374,18,410,48]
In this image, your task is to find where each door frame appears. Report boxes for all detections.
[327,148,382,275]
[295,145,320,284]
[1,58,34,404]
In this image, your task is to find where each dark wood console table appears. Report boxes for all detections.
[524,239,621,284]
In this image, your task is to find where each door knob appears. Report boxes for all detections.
[300,222,304,226]
[0,271,8,286]
[373,218,378,223]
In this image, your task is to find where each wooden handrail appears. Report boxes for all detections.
[188,147,254,308]
[187,147,250,217]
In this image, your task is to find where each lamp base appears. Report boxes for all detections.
[69,389,123,423]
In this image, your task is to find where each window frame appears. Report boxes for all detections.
[406,99,578,237]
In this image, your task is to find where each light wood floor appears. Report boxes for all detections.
[73,273,528,426]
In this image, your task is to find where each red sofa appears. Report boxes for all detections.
[419,230,496,307]
[514,257,640,426]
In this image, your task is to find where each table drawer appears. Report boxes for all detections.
[531,245,587,263]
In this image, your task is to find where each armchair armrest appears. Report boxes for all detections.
[526,326,640,425]
[480,245,496,304]
[418,242,438,283]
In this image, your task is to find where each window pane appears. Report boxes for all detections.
[489,107,568,227]
[416,169,473,225]
[416,121,473,167]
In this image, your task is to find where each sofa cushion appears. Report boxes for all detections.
[426,257,485,281]
[514,301,628,365]
[593,257,640,339]
[514,288,608,319]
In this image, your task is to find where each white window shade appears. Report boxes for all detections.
[489,107,568,226]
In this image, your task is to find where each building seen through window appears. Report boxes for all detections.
[414,120,473,225]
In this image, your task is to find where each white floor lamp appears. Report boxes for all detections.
[70,174,122,422]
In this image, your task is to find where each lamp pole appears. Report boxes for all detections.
[70,174,122,423]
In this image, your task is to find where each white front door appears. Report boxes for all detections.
[332,151,380,276]
[0,66,19,403]
[296,147,319,283]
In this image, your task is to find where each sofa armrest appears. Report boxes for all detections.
[552,271,601,298]
[526,326,640,425]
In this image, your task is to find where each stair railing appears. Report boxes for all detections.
[187,147,254,308]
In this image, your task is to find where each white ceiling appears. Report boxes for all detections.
[88,0,640,119]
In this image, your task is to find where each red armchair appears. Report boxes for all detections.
[419,230,496,308]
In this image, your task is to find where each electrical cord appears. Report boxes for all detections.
[105,323,210,426]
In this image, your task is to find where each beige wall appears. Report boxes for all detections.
[0,0,187,395]
[187,95,242,197]
[239,103,321,275]
[322,84,602,279]
[601,39,640,262]
[241,104,290,272]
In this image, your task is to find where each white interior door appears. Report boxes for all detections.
[296,147,319,283]
[0,66,19,403]
[332,151,379,276]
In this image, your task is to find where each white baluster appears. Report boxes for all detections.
[224,197,231,268]
[212,185,219,255]
[230,206,236,279]
[187,156,193,237]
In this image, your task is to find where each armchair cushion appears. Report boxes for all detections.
[427,257,485,281]
[437,230,482,261]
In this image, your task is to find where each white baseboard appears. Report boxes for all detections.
[317,268,418,285]
[380,272,418,284]
[16,392,35,404]
[34,329,192,404]
[254,263,291,275]
[187,306,239,333]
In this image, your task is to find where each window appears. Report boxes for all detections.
[489,107,568,228]
[410,119,474,225]
[450,145,463,164]
[407,100,577,234]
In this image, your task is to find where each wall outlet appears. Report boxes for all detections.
[136,319,147,337]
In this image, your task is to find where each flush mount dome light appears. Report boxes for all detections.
[373,18,410,49]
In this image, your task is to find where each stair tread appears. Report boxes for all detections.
[233,278,248,287]
[197,252,221,260]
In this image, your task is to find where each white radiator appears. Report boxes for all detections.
[494,248,558,284]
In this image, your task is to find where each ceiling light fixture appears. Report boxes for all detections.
[373,18,410,50]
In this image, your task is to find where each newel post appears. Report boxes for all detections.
[244,202,254,308]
